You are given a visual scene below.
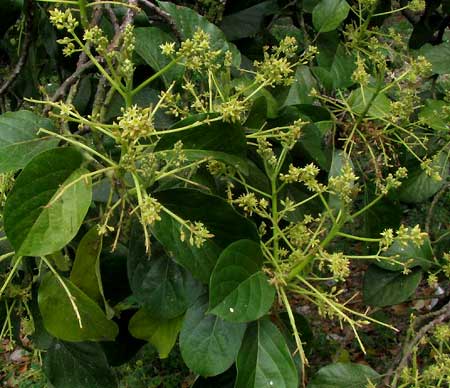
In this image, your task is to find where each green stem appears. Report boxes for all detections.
[131,59,179,96]
[336,231,380,242]
[287,214,345,281]
[77,0,89,29]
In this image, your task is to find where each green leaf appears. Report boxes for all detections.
[152,188,259,283]
[0,110,58,173]
[129,308,183,358]
[180,296,246,376]
[312,0,350,33]
[348,87,391,119]
[157,1,241,67]
[363,265,422,307]
[70,227,104,305]
[38,273,119,342]
[397,151,449,203]
[419,99,449,132]
[307,362,380,388]
[4,148,92,257]
[209,240,275,322]
[134,27,183,87]
[235,318,298,388]
[44,339,117,388]
[419,42,450,74]
[128,226,203,319]
[220,1,279,41]
[376,237,434,271]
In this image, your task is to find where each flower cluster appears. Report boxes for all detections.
[162,28,222,72]
[376,167,408,194]
[328,163,359,205]
[396,224,428,247]
[180,221,214,248]
[280,163,325,192]
[116,105,155,142]
[49,8,79,32]
[140,195,162,226]
[234,193,268,216]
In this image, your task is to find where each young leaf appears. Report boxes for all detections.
[312,0,350,33]
[44,339,117,388]
[235,318,298,388]
[4,148,92,256]
[0,110,58,173]
[363,265,422,307]
[180,296,246,377]
[307,362,380,388]
[209,239,275,323]
[38,273,119,342]
[70,227,104,305]
[128,227,203,320]
[152,188,259,283]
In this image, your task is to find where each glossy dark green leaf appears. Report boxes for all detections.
[312,0,350,32]
[220,1,279,41]
[134,27,183,87]
[129,308,183,358]
[180,296,246,376]
[128,229,203,319]
[158,1,241,66]
[376,237,434,271]
[70,227,104,305]
[4,148,92,256]
[209,240,275,322]
[397,151,449,203]
[307,362,380,388]
[0,110,58,173]
[38,273,119,342]
[419,42,450,74]
[363,265,422,307]
[152,188,259,283]
[235,318,298,388]
[44,339,117,388]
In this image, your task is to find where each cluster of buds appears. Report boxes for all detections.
[280,163,325,192]
[49,8,79,32]
[376,167,408,194]
[328,162,359,205]
[140,195,162,226]
[180,221,214,248]
[161,28,222,72]
[116,105,155,142]
[234,193,268,216]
